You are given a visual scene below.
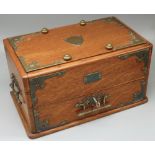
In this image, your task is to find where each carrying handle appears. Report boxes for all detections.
[10,73,24,104]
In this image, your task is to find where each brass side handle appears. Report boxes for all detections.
[10,73,24,104]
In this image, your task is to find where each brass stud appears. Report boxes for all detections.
[105,43,113,50]
[41,28,49,34]
[63,54,72,61]
[80,20,86,26]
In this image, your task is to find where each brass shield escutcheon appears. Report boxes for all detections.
[65,35,84,45]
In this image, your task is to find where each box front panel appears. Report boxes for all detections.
[30,49,149,106]
[28,48,150,133]
[33,79,146,133]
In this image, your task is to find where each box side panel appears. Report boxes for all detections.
[144,45,153,95]
[4,39,36,133]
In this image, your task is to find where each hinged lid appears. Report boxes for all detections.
[8,17,146,73]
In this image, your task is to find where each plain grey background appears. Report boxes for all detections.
[0,15,155,141]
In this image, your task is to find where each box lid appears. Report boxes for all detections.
[7,17,147,73]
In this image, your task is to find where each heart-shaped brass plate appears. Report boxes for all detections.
[65,35,84,46]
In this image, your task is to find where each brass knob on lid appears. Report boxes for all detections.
[41,28,49,34]
[105,43,113,50]
[63,54,72,61]
[80,20,86,26]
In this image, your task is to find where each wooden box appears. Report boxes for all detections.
[3,17,153,139]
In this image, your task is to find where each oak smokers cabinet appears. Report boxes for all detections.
[3,17,152,138]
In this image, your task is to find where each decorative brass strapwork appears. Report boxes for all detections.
[29,71,65,106]
[118,49,149,74]
[34,108,68,132]
[29,71,67,132]
[10,73,24,104]
[8,36,24,51]
[19,56,64,73]
[8,32,40,51]
[75,93,111,117]
[101,17,146,51]
[33,110,50,132]
[19,56,41,72]
[119,81,146,106]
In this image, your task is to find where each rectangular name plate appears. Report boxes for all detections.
[84,72,102,84]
